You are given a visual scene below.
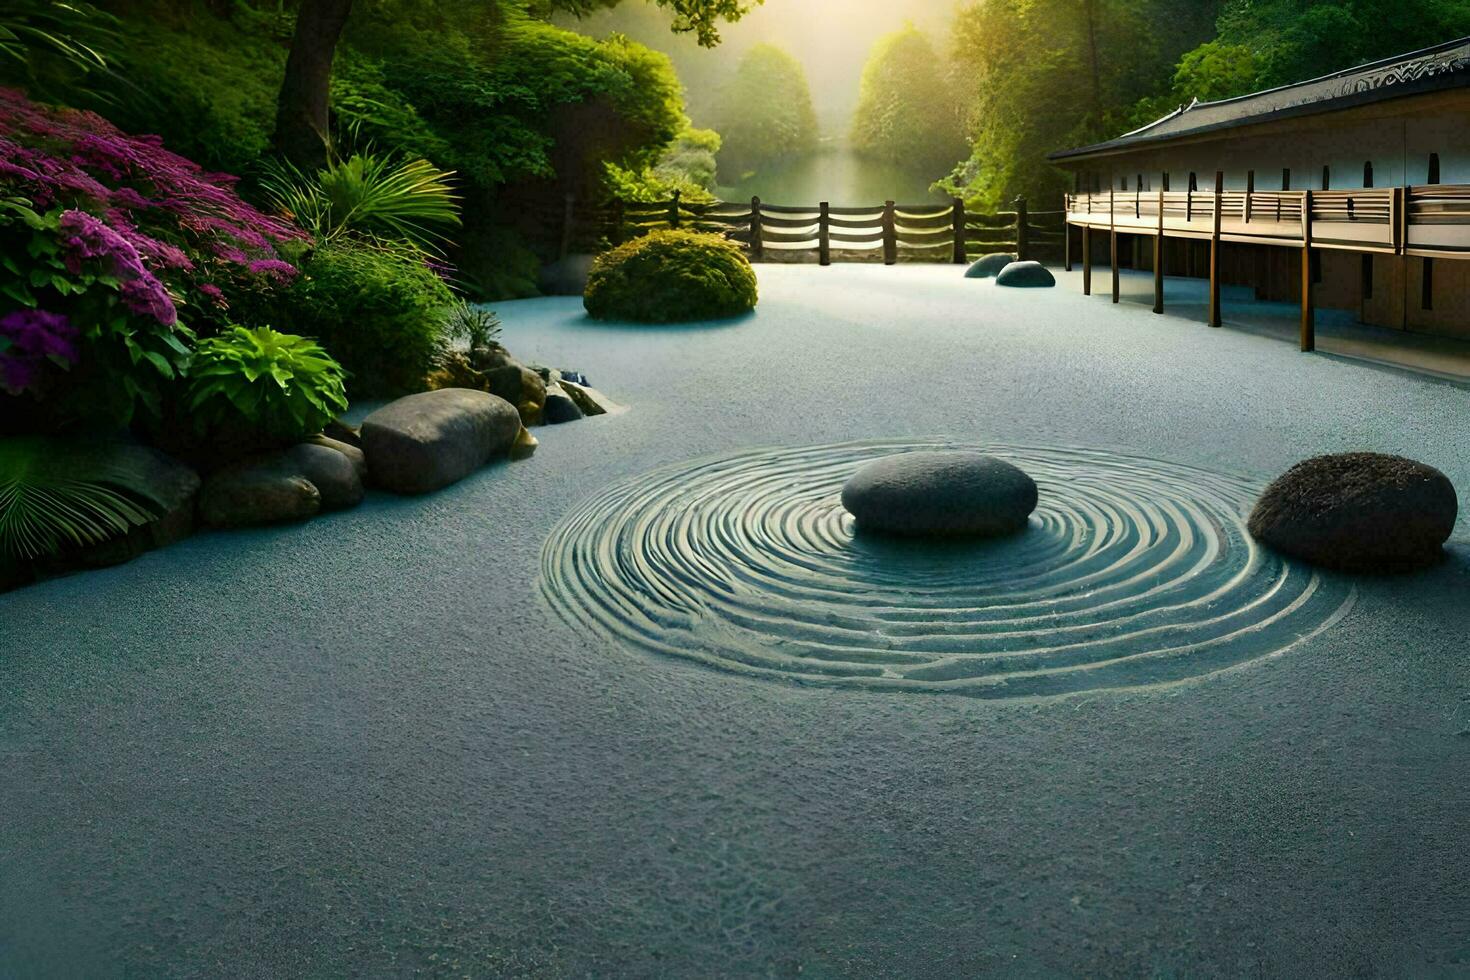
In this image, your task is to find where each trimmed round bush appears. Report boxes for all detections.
[584,230,758,323]
[278,242,453,397]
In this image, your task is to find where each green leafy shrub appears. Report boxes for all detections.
[584,230,757,323]
[0,436,165,560]
[188,327,348,446]
[278,242,454,397]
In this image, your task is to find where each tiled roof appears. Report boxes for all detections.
[1051,36,1470,162]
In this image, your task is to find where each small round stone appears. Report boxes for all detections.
[841,452,1038,537]
[1248,452,1457,571]
[965,253,1015,279]
[995,261,1056,288]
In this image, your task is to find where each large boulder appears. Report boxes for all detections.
[966,253,1016,279]
[1248,453,1458,571]
[360,388,521,495]
[199,459,321,528]
[306,434,367,483]
[995,261,1057,288]
[842,452,1039,537]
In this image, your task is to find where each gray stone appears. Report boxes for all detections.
[322,419,362,449]
[559,380,615,418]
[199,459,321,528]
[70,446,200,567]
[485,364,547,427]
[995,261,1057,288]
[543,383,584,424]
[306,435,368,483]
[966,253,1016,279]
[1248,453,1457,571]
[284,442,364,511]
[842,452,1038,537]
[360,388,522,495]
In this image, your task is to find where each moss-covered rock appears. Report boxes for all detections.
[584,231,758,323]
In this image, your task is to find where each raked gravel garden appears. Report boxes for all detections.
[4,262,1470,976]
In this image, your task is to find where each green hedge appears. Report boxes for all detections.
[278,243,453,398]
[584,230,758,323]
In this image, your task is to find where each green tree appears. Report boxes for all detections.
[273,0,758,167]
[941,0,1218,210]
[850,25,966,182]
[711,42,818,179]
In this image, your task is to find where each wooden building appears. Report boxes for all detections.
[1050,37,1470,349]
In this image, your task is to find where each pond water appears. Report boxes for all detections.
[717,142,949,208]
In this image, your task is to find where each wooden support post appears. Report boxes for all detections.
[1083,226,1093,296]
[819,201,831,267]
[1153,190,1165,315]
[1301,189,1315,351]
[882,200,897,266]
[952,197,967,265]
[1109,188,1119,304]
[1209,171,1223,327]
[559,193,576,262]
[750,196,763,260]
[669,190,681,229]
[1015,197,1030,262]
[1064,196,1073,272]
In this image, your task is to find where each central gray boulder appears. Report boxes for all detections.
[361,389,521,495]
[841,452,1038,537]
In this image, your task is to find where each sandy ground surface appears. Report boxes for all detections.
[3,264,1469,977]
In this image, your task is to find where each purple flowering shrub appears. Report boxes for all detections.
[0,89,310,428]
[0,199,192,426]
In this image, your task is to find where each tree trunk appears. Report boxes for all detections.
[273,0,355,169]
[1083,0,1102,128]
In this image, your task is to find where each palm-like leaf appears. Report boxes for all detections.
[0,436,165,561]
[260,152,461,251]
[0,1,121,102]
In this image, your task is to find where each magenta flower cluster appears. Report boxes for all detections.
[0,309,78,394]
[58,209,177,325]
[0,87,305,304]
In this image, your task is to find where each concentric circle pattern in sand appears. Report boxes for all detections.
[540,441,1356,698]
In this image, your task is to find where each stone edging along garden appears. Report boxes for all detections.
[0,353,621,596]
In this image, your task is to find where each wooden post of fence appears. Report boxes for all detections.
[559,193,576,262]
[750,196,763,260]
[1209,171,1223,327]
[611,197,625,246]
[819,201,831,266]
[952,197,967,265]
[1301,189,1315,351]
[882,200,898,265]
[669,190,681,230]
[1154,188,1165,315]
[1109,188,1119,304]
[1015,197,1029,262]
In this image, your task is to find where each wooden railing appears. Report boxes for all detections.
[1065,183,1470,259]
[548,194,1065,265]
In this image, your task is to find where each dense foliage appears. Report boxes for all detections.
[278,241,454,397]
[188,326,349,445]
[260,150,461,249]
[0,91,306,428]
[711,43,818,180]
[584,229,756,322]
[605,122,721,202]
[850,26,966,183]
[942,0,1470,211]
